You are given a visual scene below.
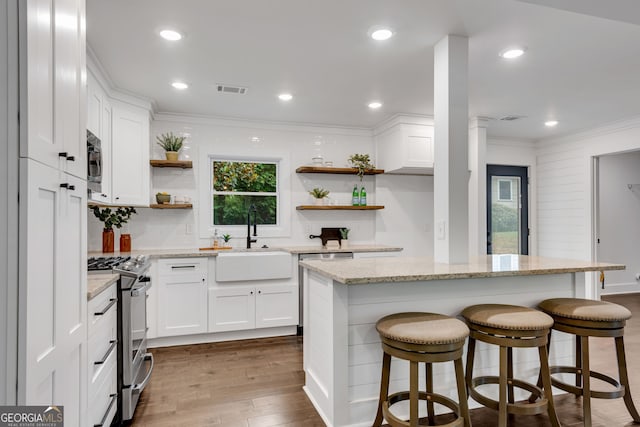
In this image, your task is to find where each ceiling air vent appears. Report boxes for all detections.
[216,84,248,95]
[499,115,526,121]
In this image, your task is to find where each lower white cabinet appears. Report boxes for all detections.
[156,258,208,337]
[209,283,298,333]
[87,283,117,427]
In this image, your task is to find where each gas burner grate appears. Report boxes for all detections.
[88,256,131,271]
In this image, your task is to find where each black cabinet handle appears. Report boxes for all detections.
[171,265,196,269]
[94,340,117,365]
[58,152,68,158]
[66,155,75,162]
[60,183,69,189]
[94,298,117,316]
[101,193,107,197]
[68,185,75,191]
[94,394,117,427]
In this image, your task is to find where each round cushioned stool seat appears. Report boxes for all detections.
[376,312,469,345]
[462,304,553,331]
[539,298,631,322]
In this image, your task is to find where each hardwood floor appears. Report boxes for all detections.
[132,294,640,426]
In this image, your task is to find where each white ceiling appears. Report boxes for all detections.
[86,0,640,140]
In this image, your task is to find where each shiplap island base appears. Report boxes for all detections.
[299,255,624,427]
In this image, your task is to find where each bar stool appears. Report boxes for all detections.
[461,304,560,427]
[538,297,640,426]
[373,312,471,427]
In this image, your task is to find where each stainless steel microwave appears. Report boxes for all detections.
[87,130,102,193]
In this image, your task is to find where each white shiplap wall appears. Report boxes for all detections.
[536,117,640,266]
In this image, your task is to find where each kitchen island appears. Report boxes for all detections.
[299,255,624,427]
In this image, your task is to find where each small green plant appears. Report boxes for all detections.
[340,228,350,239]
[348,153,375,181]
[309,187,330,199]
[156,132,186,152]
[222,234,232,243]
[91,206,137,231]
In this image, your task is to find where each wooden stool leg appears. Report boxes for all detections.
[581,336,592,427]
[615,336,640,422]
[426,362,435,425]
[498,346,508,427]
[410,360,419,427]
[530,330,552,403]
[576,335,583,389]
[539,344,561,427]
[507,347,514,404]
[465,336,476,396]
[373,352,391,427]
[454,357,472,427]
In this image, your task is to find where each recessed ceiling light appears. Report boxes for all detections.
[278,93,293,101]
[499,48,526,59]
[159,30,182,41]
[370,27,394,41]
[545,120,559,127]
[368,101,383,109]
[171,81,188,90]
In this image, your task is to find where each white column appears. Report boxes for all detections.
[468,117,488,257]
[433,35,469,264]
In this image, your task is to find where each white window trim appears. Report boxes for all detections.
[199,152,291,239]
[497,179,513,201]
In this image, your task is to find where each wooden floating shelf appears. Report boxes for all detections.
[150,159,193,169]
[149,203,193,209]
[296,205,384,211]
[295,166,384,175]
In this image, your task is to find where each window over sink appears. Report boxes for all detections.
[211,158,279,226]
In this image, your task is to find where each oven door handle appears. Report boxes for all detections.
[132,353,154,392]
[131,281,152,297]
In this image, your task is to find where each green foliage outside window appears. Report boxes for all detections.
[212,160,278,225]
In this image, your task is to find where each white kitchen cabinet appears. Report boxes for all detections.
[255,284,298,328]
[87,283,117,427]
[20,0,86,180]
[87,71,112,204]
[376,123,434,175]
[209,282,298,333]
[209,286,256,332]
[156,258,208,337]
[19,159,87,424]
[111,101,150,206]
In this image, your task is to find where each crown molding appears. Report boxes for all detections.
[153,112,373,137]
[537,114,640,148]
[373,113,434,136]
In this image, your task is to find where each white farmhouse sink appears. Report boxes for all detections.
[216,251,292,282]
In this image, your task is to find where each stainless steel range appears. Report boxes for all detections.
[88,255,154,423]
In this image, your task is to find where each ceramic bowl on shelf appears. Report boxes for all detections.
[155,193,171,204]
[312,156,323,165]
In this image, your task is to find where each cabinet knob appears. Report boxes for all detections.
[250,291,253,295]
[101,193,107,197]
[258,290,262,294]
[115,197,120,200]
[60,183,75,191]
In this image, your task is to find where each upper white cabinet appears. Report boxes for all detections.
[375,123,434,175]
[87,71,111,204]
[111,101,150,206]
[20,0,86,179]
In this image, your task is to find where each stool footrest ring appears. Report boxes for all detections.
[383,390,464,427]
[469,375,549,416]
[549,366,625,399]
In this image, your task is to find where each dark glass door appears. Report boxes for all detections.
[487,165,529,255]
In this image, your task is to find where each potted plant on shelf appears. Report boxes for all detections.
[340,227,350,248]
[348,153,375,181]
[309,187,330,205]
[222,234,232,248]
[156,132,186,161]
[92,206,137,253]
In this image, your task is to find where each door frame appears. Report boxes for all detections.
[486,165,529,255]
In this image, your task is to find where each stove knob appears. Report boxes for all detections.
[136,255,146,262]
[122,261,133,270]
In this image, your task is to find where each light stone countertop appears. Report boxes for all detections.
[87,273,118,300]
[88,244,402,259]
[299,255,625,285]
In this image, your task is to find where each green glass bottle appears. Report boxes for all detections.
[352,185,359,206]
[359,186,367,206]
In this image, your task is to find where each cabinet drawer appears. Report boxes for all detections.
[88,283,117,337]
[89,356,117,427]
[157,258,207,277]
[88,331,117,399]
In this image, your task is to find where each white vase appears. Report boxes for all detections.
[313,198,324,206]
[340,239,349,248]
